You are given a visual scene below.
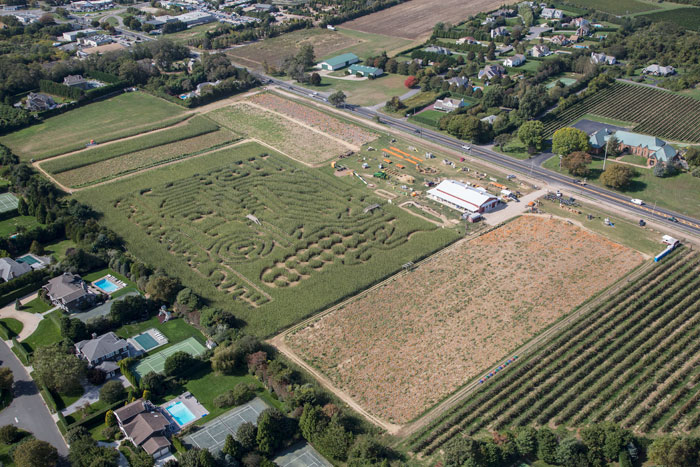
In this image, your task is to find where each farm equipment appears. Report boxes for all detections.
[373,172,388,179]
[86,139,97,147]
[362,163,370,169]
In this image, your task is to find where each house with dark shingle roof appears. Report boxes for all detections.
[43,272,96,311]
[115,400,172,458]
[75,332,129,366]
[0,258,32,283]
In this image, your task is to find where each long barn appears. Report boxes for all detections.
[427,180,498,213]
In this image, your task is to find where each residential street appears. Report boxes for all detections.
[0,341,68,455]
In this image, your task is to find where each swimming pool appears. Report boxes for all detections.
[16,255,40,265]
[94,278,120,294]
[134,332,159,350]
[166,401,197,426]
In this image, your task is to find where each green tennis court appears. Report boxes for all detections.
[0,193,19,213]
[132,337,206,379]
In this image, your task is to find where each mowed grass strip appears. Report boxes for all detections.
[42,116,221,174]
[0,92,188,160]
[54,128,238,188]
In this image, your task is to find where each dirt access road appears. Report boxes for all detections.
[341,0,504,40]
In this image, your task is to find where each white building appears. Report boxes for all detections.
[530,44,551,57]
[427,180,499,213]
[434,97,467,112]
[590,52,616,65]
[504,54,526,67]
[541,8,563,19]
[490,26,509,38]
[62,28,98,42]
[643,64,675,76]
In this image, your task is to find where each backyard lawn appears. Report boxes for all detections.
[22,310,62,352]
[542,156,700,219]
[0,216,41,238]
[115,316,206,346]
[161,364,284,421]
[20,297,51,314]
[44,238,78,262]
[0,92,188,160]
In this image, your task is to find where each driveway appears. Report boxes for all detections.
[484,189,548,226]
[61,375,132,416]
[0,292,43,341]
[0,341,68,455]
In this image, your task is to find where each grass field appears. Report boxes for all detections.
[286,216,642,424]
[541,82,700,142]
[305,74,409,107]
[53,129,238,188]
[226,28,414,71]
[0,92,188,160]
[409,109,445,128]
[639,7,700,30]
[208,103,355,165]
[408,249,700,454]
[22,311,62,352]
[44,238,78,262]
[542,156,700,220]
[75,142,458,336]
[0,216,40,237]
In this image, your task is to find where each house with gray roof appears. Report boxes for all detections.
[43,272,96,311]
[0,258,32,283]
[448,76,469,87]
[115,399,172,458]
[75,331,129,366]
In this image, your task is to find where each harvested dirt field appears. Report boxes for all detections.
[285,216,643,424]
[341,0,504,39]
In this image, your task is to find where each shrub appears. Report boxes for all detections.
[99,380,126,404]
[164,351,195,377]
[86,368,106,386]
[0,425,20,444]
[213,383,256,408]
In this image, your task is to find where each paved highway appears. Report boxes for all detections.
[258,74,700,237]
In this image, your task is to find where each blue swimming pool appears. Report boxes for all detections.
[166,401,197,426]
[94,278,119,294]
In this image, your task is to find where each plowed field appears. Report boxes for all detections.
[285,216,643,424]
[341,0,504,39]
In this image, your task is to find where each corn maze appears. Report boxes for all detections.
[542,82,700,142]
[78,142,456,334]
[408,249,700,455]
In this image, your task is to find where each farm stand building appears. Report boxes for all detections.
[427,180,498,213]
[589,129,678,165]
[317,53,360,71]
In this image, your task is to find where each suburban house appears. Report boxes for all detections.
[490,26,509,38]
[503,54,526,67]
[43,272,96,312]
[550,34,570,46]
[478,64,505,80]
[434,97,467,112]
[541,8,563,19]
[456,36,477,45]
[425,46,451,55]
[643,64,675,76]
[447,76,469,87]
[530,44,551,57]
[0,258,32,283]
[24,92,56,111]
[490,8,516,17]
[588,129,678,165]
[481,114,498,124]
[316,53,359,71]
[576,25,591,37]
[427,180,499,213]
[63,74,90,89]
[590,52,616,65]
[348,64,383,77]
[75,332,129,366]
[115,400,172,458]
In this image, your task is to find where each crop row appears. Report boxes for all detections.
[411,250,698,453]
[42,116,220,174]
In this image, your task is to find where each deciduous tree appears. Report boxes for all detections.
[552,127,589,155]
[561,151,592,176]
[601,164,635,189]
[517,120,545,151]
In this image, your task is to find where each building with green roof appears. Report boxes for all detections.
[317,53,360,71]
[348,64,383,77]
[589,129,678,165]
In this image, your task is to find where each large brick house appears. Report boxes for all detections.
[589,129,678,166]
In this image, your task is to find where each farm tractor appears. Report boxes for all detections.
[373,172,388,180]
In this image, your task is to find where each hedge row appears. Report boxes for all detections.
[39,384,58,413]
[0,322,10,340]
[11,338,29,365]
[118,358,138,387]
[65,399,126,432]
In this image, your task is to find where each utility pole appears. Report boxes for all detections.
[603,139,609,171]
